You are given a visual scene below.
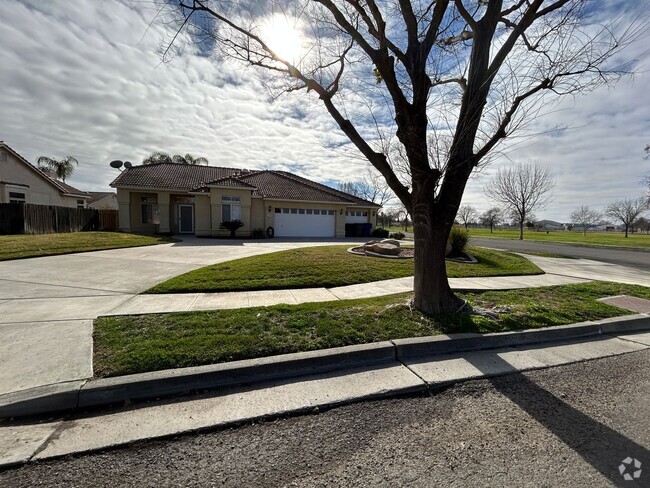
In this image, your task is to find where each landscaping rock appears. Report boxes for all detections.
[380,239,401,247]
[363,243,401,256]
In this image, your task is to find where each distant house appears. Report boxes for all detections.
[110,163,380,237]
[0,141,90,208]
[86,191,118,210]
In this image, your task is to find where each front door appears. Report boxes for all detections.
[179,205,194,233]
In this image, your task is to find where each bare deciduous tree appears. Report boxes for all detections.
[457,205,478,229]
[161,0,640,314]
[570,206,601,236]
[338,170,394,205]
[480,207,503,233]
[485,161,554,240]
[605,198,648,238]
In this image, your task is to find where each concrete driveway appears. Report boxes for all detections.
[0,237,364,395]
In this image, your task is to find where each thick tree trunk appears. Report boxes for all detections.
[412,205,465,315]
[625,225,629,238]
[519,220,524,240]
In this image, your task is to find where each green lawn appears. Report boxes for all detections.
[146,245,542,294]
[94,281,650,377]
[0,232,175,260]
[469,228,650,250]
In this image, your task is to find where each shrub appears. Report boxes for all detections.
[371,227,389,238]
[448,226,470,256]
[389,232,405,240]
[250,228,266,239]
[219,220,244,237]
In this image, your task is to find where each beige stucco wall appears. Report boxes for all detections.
[194,194,211,237]
[114,185,380,238]
[0,150,82,207]
[209,187,253,237]
[250,198,266,231]
[127,191,160,234]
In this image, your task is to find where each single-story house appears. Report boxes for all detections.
[0,141,90,208]
[110,163,381,237]
[86,191,118,210]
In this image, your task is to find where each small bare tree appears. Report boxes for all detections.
[480,207,503,233]
[570,206,601,236]
[338,170,394,205]
[485,161,554,240]
[159,1,641,314]
[457,205,478,229]
[605,198,648,238]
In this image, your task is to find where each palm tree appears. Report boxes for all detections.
[142,152,209,165]
[172,153,209,165]
[142,151,173,165]
[36,156,79,182]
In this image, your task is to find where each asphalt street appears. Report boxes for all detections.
[2,349,648,487]
[472,237,650,272]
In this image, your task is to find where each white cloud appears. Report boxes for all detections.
[0,0,648,223]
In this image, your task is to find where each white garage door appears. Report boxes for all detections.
[346,210,368,224]
[275,208,336,237]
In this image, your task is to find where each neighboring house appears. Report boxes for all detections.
[86,191,118,210]
[0,141,90,208]
[110,163,381,237]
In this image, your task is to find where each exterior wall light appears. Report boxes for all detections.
[268,205,272,212]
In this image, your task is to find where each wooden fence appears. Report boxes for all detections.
[0,203,119,235]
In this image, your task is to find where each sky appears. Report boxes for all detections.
[0,0,648,223]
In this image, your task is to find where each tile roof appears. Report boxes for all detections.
[110,163,239,191]
[86,191,116,204]
[111,164,381,207]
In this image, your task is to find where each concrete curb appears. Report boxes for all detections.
[393,314,650,360]
[1,314,648,419]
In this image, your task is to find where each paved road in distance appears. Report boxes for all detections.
[472,237,650,272]
[3,350,648,487]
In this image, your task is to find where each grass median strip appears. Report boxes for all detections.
[469,228,650,250]
[0,232,175,260]
[146,245,542,294]
[94,281,650,378]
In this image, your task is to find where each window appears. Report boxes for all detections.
[306,209,312,215]
[363,212,368,216]
[290,208,297,214]
[141,197,159,224]
[77,199,85,209]
[328,210,335,215]
[9,191,25,203]
[283,208,290,214]
[275,208,281,213]
[346,211,350,216]
[0,151,7,162]
[221,196,241,222]
[298,209,305,214]
[313,209,320,215]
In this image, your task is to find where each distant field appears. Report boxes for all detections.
[468,228,650,250]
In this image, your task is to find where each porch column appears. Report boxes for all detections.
[116,189,131,232]
[158,192,170,234]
